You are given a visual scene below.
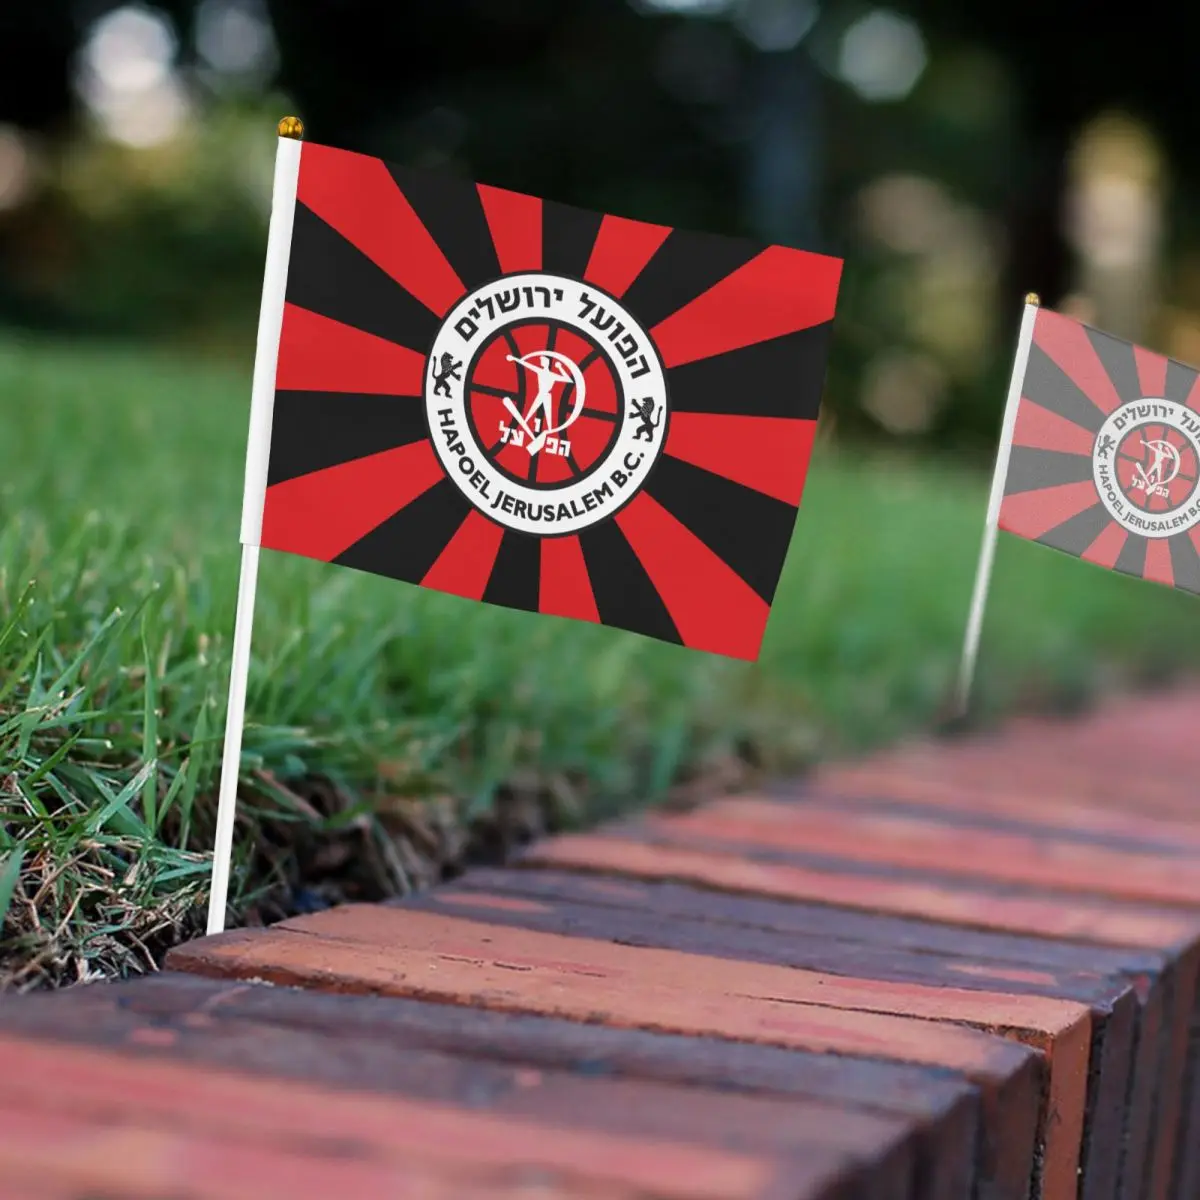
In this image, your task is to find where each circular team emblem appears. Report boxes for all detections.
[1093,399,1200,537]
[425,272,669,536]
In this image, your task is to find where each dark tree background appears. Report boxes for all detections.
[3,0,1197,450]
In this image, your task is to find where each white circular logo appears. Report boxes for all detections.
[424,272,669,535]
[1093,398,1200,538]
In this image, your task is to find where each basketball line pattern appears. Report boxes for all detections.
[464,319,622,492]
[1114,423,1198,514]
[259,140,842,660]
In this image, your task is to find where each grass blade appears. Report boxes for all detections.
[0,847,24,931]
[84,761,157,837]
[140,612,160,832]
[174,695,212,849]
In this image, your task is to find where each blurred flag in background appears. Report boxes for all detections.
[999,304,1200,594]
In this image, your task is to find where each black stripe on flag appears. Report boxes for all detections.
[645,457,797,603]
[1003,447,1094,495]
[667,325,832,420]
[385,163,500,295]
[1085,326,1141,405]
[287,202,441,352]
[1035,503,1112,559]
[482,531,541,613]
[1114,534,1148,580]
[620,228,761,331]
[578,521,681,646]
[541,199,604,281]
[266,392,428,486]
[1164,359,1199,404]
[1021,344,1107,433]
[333,477,472,583]
[1170,533,1200,595]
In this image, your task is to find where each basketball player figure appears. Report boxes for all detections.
[508,353,572,432]
[1139,437,1177,490]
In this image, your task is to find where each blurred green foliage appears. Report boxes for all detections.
[0,1,1037,456]
[3,0,1198,451]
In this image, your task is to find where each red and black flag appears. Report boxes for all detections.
[252,139,843,660]
[999,304,1200,593]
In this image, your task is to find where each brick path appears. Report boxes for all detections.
[3,688,1200,1200]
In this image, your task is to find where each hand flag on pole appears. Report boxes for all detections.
[206,119,843,935]
[252,138,842,661]
[955,295,1200,714]
[998,307,1200,580]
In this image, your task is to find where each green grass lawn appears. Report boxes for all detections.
[2,330,1198,989]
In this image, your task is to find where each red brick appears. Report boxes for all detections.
[1,1033,798,1200]
[849,741,1200,820]
[642,798,1200,908]
[18,973,981,1200]
[416,878,1141,1200]
[0,983,924,1194]
[806,766,1200,851]
[1,1103,665,1198]
[171,905,1089,1200]
[524,832,1198,949]
[0,1104,624,1200]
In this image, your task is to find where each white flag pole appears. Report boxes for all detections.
[952,292,1041,718]
[205,118,304,936]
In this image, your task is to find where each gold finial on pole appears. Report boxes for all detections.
[277,116,305,140]
[1025,292,1041,307]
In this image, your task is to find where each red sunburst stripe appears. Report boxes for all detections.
[615,493,770,660]
[299,143,464,317]
[1144,538,1174,587]
[261,441,442,562]
[539,536,600,624]
[477,183,541,274]
[998,480,1099,541]
[665,414,816,505]
[650,246,842,370]
[1081,522,1127,570]
[1011,397,1095,456]
[276,304,426,395]
[421,511,505,601]
[1032,309,1123,415]
[1134,344,1168,397]
[583,215,671,299]
[512,323,550,358]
